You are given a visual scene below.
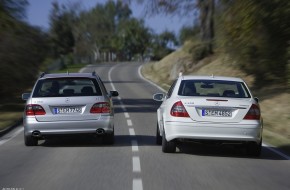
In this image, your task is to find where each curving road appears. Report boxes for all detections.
[0,62,290,190]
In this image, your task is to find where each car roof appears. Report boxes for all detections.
[180,75,245,82]
[39,72,99,79]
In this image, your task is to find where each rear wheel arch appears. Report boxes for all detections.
[162,129,176,153]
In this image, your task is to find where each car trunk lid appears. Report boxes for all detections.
[32,96,105,122]
[180,97,252,123]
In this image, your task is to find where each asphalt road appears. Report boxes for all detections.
[1,62,290,190]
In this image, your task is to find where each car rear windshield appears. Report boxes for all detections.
[178,80,251,98]
[32,77,103,97]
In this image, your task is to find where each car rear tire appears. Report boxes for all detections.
[156,123,162,145]
[162,130,176,153]
[103,130,114,145]
[247,139,262,157]
[25,135,38,146]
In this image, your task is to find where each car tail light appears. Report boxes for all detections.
[170,101,190,117]
[25,104,46,116]
[90,102,111,113]
[244,104,260,120]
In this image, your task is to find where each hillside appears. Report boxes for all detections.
[142,41,290,153]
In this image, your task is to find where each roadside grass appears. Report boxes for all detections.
[0,97,24,131]
[0,63,87,131]
[142,44,290,155]
[55,63,87,73]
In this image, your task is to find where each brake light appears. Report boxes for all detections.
[25,104,46,116]
[90,102,111,113]
[170,101,190,117]
[244,104,260,120]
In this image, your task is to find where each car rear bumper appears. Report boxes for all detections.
[24,116,114,136]
[164,121,263,143]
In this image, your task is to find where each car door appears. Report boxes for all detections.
[158,79,178,129]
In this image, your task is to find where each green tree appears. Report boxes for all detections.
[117,18,151,60]
[220,0,290,86]
[49,2,76,57]
[0,0,48,98]
[74,1,132,61]
[130,0,215,55]
[0,0,27,29]
[150,31,177,60]
[179,25,199,44]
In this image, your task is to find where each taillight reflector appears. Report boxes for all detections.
[25,104,46,116]
[244,104,260,120]
[170,101,190,117]
[90,102,111,113]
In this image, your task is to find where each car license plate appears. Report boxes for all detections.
[202,109,232,117]
[54,107,82,114]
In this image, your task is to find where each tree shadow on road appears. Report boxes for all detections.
[40,134,157,148]
[113,98,161,113]
[39,134,289,160]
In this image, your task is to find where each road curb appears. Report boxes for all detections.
[0,118,22,137]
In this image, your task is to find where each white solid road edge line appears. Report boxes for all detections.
[0,128,23,146]
[133,179,143,190]
[137,64,166,93]
[108,64,118,91]
[263,143,290,160]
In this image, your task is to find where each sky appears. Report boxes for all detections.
[26,0,193,35]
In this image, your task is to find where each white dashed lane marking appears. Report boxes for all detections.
[131,140,139,152]
[133,179,143,190]
[132,156,141,172]
[124,112,130,118]
[108,64,143,190]
[127,119,133,126]
[129,128,135,136]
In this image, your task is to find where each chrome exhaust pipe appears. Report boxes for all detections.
[32,131,42,138]
[96,129,105,135]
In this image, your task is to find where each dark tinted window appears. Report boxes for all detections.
[167,80,177,99]
[178,80,251,98]
[33,78,102,97]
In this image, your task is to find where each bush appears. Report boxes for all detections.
[188,41,210,62]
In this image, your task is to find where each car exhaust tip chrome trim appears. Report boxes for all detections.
[32,131,42,138]
[96,129,105,135]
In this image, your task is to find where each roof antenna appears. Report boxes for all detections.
[179,72,183,77]
[211,74,214,78]
[40,72,46,78]
[67,70,69,75]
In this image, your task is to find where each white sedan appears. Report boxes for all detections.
[153,75,263,156]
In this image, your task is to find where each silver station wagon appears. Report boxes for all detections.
[22,72,118,146]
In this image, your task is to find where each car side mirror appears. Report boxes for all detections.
[110,91,119,97]
[254,97,259,103]
[153,93,165,101]
[22,93,31,100]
